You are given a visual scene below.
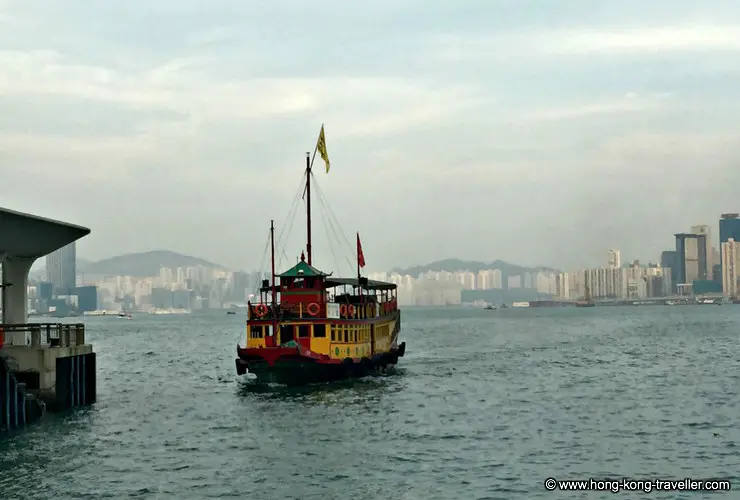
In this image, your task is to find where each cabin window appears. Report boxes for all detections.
[250,326,263,338]
[294,277,305,288]
[298,325,310,338]
[330,326,336,341]
[313,324,326,338]
[280,324,294,343]
[343,328,348,343]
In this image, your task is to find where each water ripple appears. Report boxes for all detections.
[1,307,740,499]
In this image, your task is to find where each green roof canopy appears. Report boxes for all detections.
[277,260,329,278]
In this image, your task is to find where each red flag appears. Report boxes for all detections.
[356,232,366,268]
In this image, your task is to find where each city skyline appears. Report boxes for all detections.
[26,210,739,276]
[22,207,740,313]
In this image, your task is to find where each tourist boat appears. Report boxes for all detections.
[235,126,405,385]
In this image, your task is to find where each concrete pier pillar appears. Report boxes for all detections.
[1,256,35,325]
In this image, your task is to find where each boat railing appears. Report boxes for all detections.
[0,323,86,348]
[247,299,398,320]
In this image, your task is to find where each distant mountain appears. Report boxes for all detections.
[81,250,226,277]
[391,259,560,278]
[75,258,93,272]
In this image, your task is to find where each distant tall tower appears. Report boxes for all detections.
[719,213,740,245]
[46,242,76,294]
[690,225,712,280]
[607,249,621,269]
[721,238,738,298]
[675,233,708,285]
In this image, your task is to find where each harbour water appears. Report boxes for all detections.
[1,306,739,499]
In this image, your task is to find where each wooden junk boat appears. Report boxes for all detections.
[235,126,405,385]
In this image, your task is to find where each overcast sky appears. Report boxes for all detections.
[2,1,739,275]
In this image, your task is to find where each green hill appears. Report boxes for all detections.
[391,258,560,278]
[82,250,226,277]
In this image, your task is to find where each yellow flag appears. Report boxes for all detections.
[317,125,330,173]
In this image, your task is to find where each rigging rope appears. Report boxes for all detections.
[248,227,272,300]
[315,189,343,276]
[311,172,356,275]
[275,170,307,270]
[312,174,356,270]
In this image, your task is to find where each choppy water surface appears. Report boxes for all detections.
[2,306,740,499]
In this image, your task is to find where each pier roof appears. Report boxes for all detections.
[0,207,91,258]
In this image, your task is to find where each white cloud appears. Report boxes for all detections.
[429,24,740,63]
[549,25,740,55]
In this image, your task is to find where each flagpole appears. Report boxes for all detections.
[357,232,361,300]
[309,123,323,171]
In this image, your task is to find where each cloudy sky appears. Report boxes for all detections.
[2,0,739,274]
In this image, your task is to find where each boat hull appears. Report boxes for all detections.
[236,342,406,385]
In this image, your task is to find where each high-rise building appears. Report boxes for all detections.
[46,242,76,294]
[690,225,713,280]
[721,238,738,298]
[607,249,621,269]
[720,213,740,245]
[675,233,707,286]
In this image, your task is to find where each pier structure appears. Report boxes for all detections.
[0,208,95,433]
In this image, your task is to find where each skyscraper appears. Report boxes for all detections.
[674,233,707,286]
[721,238,738,298]
[690,225,713,280]
[46,242,76,294]
[607,249,621,269]
[720,213,740,245]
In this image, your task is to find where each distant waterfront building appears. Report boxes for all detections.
[46,242,76,294]
[719,213,740,245]
[690,225,713,280]
[607,249,621,269]
[507,275,521,289]
[674,233,707,286]
[74,285,98,312]
[660,250,678,294]
[555,273,570,299]
[721,238,738,298]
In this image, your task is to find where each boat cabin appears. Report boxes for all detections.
[249,253,397,322]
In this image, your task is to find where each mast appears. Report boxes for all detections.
[305,152,312,265]
[270,219,277,312]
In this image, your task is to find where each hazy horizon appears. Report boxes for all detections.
[3,1,739,275]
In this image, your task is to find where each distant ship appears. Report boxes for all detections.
[117,310,132,320]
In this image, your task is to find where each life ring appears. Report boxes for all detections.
[306,302,320,316]
[255,304,268,317]
[340,304,348,317]
[349,305,356,318]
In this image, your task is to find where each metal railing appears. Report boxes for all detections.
[0,323,86,348]
[247,300,398,321]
